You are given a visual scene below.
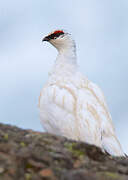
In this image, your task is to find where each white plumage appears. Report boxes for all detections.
[39,30,125,156]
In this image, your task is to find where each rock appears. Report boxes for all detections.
[0,123,127,180]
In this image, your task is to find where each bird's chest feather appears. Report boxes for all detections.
[39,79,101,139]
[39,82,79,135]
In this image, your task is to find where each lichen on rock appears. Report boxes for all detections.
[0,123,127,180]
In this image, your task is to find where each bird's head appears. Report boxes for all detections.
[42,30,75,52]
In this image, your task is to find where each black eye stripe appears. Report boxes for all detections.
[46,32,64,40]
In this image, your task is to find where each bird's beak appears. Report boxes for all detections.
[42,36,49,42]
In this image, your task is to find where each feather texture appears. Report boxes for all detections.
[40,30,125,156]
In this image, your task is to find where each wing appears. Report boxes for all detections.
[39,83,99,143]
[39,81,125,156]
[87,82,125,156]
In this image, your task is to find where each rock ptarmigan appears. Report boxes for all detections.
[39,30,125,156]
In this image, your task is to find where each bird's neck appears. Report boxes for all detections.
[57,45,77,63]
[50,46,77,77]
[55,43,77,68]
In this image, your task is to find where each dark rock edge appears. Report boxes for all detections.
[0,123,128,180]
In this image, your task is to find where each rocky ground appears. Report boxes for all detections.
[0,123,128,180]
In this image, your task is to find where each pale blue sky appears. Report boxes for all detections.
[0,0,128,153]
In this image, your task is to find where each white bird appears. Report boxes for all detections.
[39,30,125,156]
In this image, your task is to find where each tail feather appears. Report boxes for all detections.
[102,134,125,157]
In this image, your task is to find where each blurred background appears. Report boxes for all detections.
[0,0,128,153]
